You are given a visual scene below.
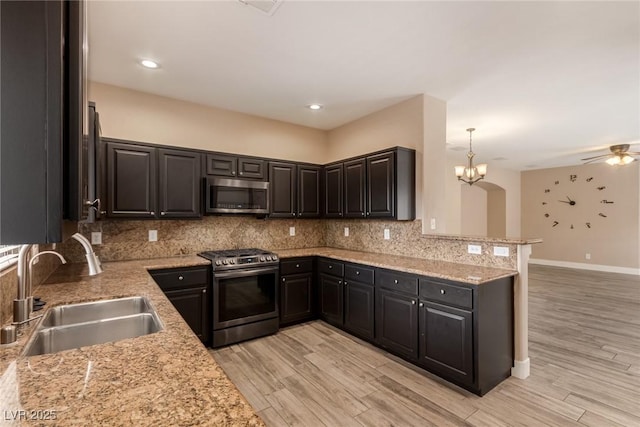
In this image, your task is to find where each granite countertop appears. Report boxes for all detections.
[275,247,517,284]
[0,256,264,426]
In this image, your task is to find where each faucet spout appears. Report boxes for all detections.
[71,233,102,276]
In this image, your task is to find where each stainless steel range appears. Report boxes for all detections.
[198,248,279,348]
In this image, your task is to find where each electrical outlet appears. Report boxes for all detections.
[585,253,591,260]
[384,229,390,240]
[468,244,482,255]
[430,218,436,230]
[149,230,158,242]
[344,227,349,237]
[289,226,296,236]
[493,246,509,257]
[91,232,102,245]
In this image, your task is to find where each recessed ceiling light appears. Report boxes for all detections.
[307,104,323,110]
[140,59,159,69]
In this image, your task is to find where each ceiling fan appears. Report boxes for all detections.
[581,144,639,165]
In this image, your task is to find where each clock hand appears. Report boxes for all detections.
[566,196,573,202]
[558,199,577,206]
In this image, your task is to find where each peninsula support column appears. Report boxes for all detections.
[512,243,532,379]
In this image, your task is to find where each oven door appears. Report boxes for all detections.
[212,266,279,330]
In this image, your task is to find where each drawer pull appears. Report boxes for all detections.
[202,289,206,294]
[394,279,398,284]
[282,277,286,282]
[440,289,445,295]
[296,264,300,268]
[178,276,184,281]
[329,265,333,269]
[356,271,360,275]
[411,300,416,305]
[419,302,424,307]
[338,280,342,285]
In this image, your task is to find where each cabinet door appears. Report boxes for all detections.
[280,273,314,325]
[343,158,366,218]
[206,154,237,177]
[375,288,418,360]
[0,1,64,243]
[238,157,266,180]
[269,162,297,217]
[106,142,157,218]
[419,301,473,385]
[164,286,209,343]
[323,164,343,218]
[158,149,201,218]
[344,281,375,341]
[319,274,343,327]
[298,165,321,218]
[367,152,395,218]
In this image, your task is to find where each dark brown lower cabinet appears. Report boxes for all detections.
[343,280,375,341]
[418,301,473,384]
[280,273,314,326]
[149,267,211,344]
[375,288,418,360]
[319,274,343,327]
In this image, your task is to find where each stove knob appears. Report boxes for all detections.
[215,260,222,266]
[231,259,236,264]
[222,259,229,265]
[260,256,266,262]
[272,255,278,261]
[266,256,272,261]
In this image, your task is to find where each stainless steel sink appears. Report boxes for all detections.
[41,296,155,327]
[23,297,163,356]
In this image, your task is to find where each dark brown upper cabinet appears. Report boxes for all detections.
[269,162,321,218]
[342,148,415,221]
[105,140,201,219]
[323,164,343,218]
[205,154,266,180]
[0,1,87,243]
[158,148,201,218]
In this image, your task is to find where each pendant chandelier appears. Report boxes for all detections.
[454,128,487,185]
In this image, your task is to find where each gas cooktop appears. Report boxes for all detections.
[198,248,278,269]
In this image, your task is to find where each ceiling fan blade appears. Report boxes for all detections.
[580,154,609,161]
[582,157,605,164]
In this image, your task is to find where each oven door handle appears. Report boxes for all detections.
[213,267,278,279]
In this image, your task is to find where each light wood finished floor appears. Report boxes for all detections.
[210,265,640,426]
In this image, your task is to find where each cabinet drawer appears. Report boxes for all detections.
[345,264,374,285]
[375,269,418,295]
[280,258,314,275]
[420,279,473,310]
[318,259,344,277]
[150,267,209,291]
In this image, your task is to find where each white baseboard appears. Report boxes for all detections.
[511,358,530,379]
[529,258,640,276]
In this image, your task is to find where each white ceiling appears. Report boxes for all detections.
[87,1,639,171]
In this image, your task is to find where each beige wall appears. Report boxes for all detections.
[522,162,639,269]
[460,185,487,236]
[89,82,328,163]
[486,186,507,238]
[446,155,521,238]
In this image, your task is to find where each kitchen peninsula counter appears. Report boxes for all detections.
[276,247,518,285]
[0,256,264,426]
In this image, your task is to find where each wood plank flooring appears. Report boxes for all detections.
[210,265,640,426]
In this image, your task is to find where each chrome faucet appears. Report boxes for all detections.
[14,245,67,325]
[72,233,102,276]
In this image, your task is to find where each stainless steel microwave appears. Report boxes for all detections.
[205,177,269,214]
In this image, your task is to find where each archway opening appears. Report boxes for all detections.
[460,181,507,238]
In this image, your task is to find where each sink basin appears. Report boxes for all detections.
[41,296,155,327]
[23,297,164,356]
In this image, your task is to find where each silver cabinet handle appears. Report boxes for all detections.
[231,171,236,175]
[419,302,424,307]
[293,213,296,216]
[338,280,342,285]
[440,289,445,295]
[411,300,416,305]
[202,289,206,294]
[282,277,286,282]
[160,212,166,216]
[150,211,155,216]
[361,212,365,217]
[394,279,398,284]
[239,171,243,175]
[296,264,300,268]
[356,271,360,275]
[339,212,343,216]
[366,212,370,216]
[328,265,333,269]
[344,281,348,285]
[178,276,184,281]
